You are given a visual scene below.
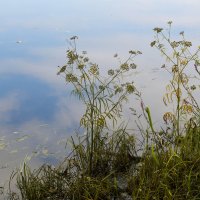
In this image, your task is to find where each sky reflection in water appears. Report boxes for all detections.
[1,0,200,186]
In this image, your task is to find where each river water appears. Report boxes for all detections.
[1,0,200,191]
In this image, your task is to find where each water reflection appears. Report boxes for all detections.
[0,74,83,186]
[0,121,78,187]
[0,74,58,125]
[1,0,200,192]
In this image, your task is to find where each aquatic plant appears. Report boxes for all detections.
[7,22,200,200]
[57,36,141,176]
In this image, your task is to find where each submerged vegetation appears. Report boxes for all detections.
[4,22,200,199]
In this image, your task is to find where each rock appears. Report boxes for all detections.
[117,175,128,191]
[120,192,132,200]
[111,192,132,200]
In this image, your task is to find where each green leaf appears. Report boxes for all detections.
[151,144,159,165]
[150,41,156,47]
[57,65,67,75]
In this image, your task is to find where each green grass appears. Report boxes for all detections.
[8,123,200,200]
[5,22,200,199]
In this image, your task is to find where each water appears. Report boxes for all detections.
[1,0,200,189]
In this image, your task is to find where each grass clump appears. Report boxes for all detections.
[128,128,200,199]
[12,128,138,200]
[7,22,200,200]
[129,156,200,199]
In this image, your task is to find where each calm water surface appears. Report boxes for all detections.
[1,0,200,187]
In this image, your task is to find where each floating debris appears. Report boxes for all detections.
[0,143,7,150]
[16,135,30,142]
[42,149,49,156]
[10,150,18,154]
[39,124,48,127]
[0,136,5,141]
[13,131,19,134]
[16,40,22,44]
[0,164,8,169]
